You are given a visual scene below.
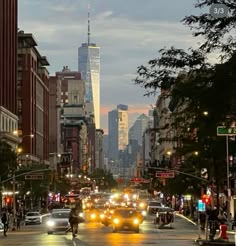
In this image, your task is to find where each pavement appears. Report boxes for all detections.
[176,213,236,245]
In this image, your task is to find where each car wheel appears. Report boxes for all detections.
[48,231,53,235]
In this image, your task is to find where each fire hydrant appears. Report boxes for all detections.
[218,223,229,240]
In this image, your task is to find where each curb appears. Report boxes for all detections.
[195,239,235,246]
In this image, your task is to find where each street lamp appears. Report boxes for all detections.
[12,147,23,231]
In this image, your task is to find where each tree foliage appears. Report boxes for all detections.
[90,168,117,189]
[0,141,17,180]
[182,0,236,57]
[133,0,236,196]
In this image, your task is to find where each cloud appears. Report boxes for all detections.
[18,0,206,130]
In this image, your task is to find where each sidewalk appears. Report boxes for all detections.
[176,213,236,245]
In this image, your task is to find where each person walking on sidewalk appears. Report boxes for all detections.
[16,212,21,230]
[1,209,9,236]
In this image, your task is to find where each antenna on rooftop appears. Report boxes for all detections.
[87,3,90,45]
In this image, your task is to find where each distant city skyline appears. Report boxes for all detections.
[18,0,202,131]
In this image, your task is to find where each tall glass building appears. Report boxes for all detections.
[78,43,100,128]
[108,104,129,161]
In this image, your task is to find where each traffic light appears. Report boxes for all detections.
[202,194,211,205]
[5,196,12,204]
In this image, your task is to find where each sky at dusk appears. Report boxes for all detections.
[18,0,206,132]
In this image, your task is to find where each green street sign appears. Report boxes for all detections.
[217,126,236,136]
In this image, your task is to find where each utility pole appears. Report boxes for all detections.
[226,135,231,223]
[12,171,16,231]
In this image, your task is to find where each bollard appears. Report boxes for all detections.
[218,223,229,240]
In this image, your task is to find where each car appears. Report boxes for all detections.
[111,208,142,233]
[147,200,164,214]
[46,210,70,234]
[100,208,114,226]
[87,207,104,222]
[154,207,174,224]
[25,211,42,225]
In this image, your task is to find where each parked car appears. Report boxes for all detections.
[111,208,142,233]
[154,207,174,224]
[147,200,164,214]
[25,211,42,225]
[47,210,70,234]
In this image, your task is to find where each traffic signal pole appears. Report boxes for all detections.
[12,172,16,231]
[1,168,50,231]
[226,135,231,223]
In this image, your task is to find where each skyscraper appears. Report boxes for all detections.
[0,0,19,147]
[129,113,150,145]
[0,0,17,115]
[108,104,129,161]
[78,11,100,129]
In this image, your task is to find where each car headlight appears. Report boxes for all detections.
[113,218,119,224]
[139,203,145,208]
[47,221,55,227]
[90,213,96,219]
[142,211,147,216]
[100,214,105,219]
[79,212,84,217]
[133,218,139,225]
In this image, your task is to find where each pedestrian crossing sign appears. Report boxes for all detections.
[198,200,206,212]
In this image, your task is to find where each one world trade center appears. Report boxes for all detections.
[78,11,100,128]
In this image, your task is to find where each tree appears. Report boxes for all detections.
[133,0,236,203]
[182,0,236,57]
[89,168,117,190]
[0,141,17,181]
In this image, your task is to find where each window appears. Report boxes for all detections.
[73,95,78,104]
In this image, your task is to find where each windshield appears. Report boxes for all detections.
[51,212,69,219]
[114,209,138,218]
[26,212,40,216]
[149,202,162,207]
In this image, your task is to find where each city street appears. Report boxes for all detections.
[1,214,232,246]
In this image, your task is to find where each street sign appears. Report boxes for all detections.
[217,126,236,136]
[25,174,43,180]
[155,172,175,178]
[198,199,206,212]
[130,178,150,183]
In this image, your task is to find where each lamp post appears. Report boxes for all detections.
[12,147,22,231]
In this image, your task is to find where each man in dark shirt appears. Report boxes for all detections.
[1,210,9,236]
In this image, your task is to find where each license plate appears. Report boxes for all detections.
[124,226,129,229]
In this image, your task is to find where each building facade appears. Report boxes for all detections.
[108,104,128,174]
[78,43,100,129]
[49,66,96,175]
[95,129,104,169]
[17,31,50,164]
[0,0,19,147]
[129,113,150,146]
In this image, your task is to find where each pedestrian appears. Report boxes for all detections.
[16,212,21,230]
[69,207,80,237]
[199,212,206,231]
[1,210,9,236]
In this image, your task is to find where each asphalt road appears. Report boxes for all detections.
[0,214,235,246]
